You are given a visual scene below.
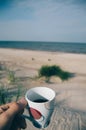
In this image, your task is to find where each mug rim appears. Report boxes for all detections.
[25,87,56,104]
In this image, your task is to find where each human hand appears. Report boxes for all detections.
[0,98,27,130]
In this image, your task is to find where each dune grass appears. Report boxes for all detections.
[0,84,23,105]
[0,85,8,104]
[38,65,71,82]
[0,66,23,104]
[7,70,16,84]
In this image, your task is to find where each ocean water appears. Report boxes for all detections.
[0,41,86,54]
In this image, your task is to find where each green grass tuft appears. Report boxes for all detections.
[7,70,16,84]
[0,85,8,104]
[38,65,71,82]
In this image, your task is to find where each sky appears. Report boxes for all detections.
[0,0,86,43]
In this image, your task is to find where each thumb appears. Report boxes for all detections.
[1,98,27,118]
[8,98,27,116]
[0,98,27,130]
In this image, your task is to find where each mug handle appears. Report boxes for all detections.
[22,106,43,128]
[22,114,33,121]
[22,106,34,122]
[22,106,44,121]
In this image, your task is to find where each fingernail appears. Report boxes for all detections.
[17,98,27,107]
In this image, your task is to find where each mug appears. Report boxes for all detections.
[25,87,56,128]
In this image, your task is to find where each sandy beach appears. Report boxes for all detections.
[0,48,86,129]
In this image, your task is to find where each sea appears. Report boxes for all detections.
[0,41,86,54]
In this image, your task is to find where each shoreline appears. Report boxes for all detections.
[0,40,86,54]
[0,47,86,55]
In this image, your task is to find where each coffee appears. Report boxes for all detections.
[33,99,48,103]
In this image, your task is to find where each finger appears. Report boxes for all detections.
[19,116,27,129]
[0,98,27,130]
[18,109,24,115]
[1,98,27,121]
[15,128,21,130]
[10,115,26,130]
[0,108,3,114]
[0,104,9,111]
[2,98,27,117]
[16,115,27,129]
[10,120,21,130]
[0,104,9,114]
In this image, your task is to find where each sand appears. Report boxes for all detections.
[0,48,86,129]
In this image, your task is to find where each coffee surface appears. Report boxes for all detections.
[33,99,48,103]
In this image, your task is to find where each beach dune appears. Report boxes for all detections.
[0,48,86,129]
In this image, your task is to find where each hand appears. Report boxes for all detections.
[0,98,27,130]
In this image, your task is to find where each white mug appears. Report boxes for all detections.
[25,87,56,128]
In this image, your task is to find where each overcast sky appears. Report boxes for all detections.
[0,0,86,43]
